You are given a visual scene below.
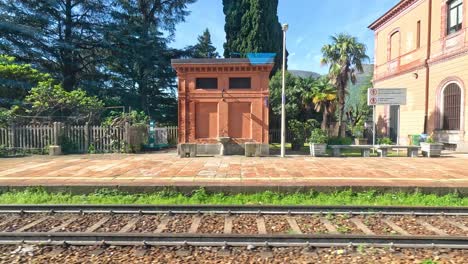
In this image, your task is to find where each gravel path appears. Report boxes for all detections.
[0,245,466,263]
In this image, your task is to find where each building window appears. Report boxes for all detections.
[416,20,421,48]
[229,77,251,89]
[442,83,461,130]
[447,0,463,35]
[196,78,218,89]
[389,31,400,60]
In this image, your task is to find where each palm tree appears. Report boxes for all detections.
[304,77,337,131]
[321,33,369,136]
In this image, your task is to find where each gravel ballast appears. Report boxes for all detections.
[0,245,466,263]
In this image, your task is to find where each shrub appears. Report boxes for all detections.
[288,119,319,150]
[102,110,149,127]
[60,136,79,154]
[309,129,328,144]
[377,137,393,145]
[88,144,96,154]
[328,137,353,145]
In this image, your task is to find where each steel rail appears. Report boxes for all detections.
[0,232,467,249]
[0,205,467,216]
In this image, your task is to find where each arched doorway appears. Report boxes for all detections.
[441,83,462,130]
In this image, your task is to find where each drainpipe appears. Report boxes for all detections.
[423,0,433,134]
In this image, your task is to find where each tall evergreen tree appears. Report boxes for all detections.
[223,0,285,73]
[187,29,219,58]
[105,0,195,124]
[0,0,108,91]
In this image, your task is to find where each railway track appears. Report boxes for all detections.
[0,205,466,249]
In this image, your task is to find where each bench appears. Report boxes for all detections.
[329,145,374,157]
[376,145,420,158]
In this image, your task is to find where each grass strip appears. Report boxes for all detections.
[0,188,466,207]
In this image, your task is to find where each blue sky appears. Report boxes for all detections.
[172,0,399,74]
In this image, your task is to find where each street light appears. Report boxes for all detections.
[281,23,288,158]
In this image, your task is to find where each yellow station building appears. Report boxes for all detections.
[369,0,467,151]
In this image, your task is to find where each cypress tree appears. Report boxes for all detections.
[223,0,285,73]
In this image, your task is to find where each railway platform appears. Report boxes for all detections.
[0,151,467,194]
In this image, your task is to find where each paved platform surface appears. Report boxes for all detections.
[0,151,468,192]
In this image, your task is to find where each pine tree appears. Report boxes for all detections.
[105,0,195,123]
[187,29,219,58]
[0,0,108,91]
[223,0,285,73]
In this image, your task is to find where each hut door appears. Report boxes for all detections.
[228,103,251,139]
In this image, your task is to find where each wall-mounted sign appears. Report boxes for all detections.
[368,88,407,106]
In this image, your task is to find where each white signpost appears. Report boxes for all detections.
[368,88,407,150]
[367,88,407,106]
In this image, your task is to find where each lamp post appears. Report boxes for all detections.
[281,23,288,158]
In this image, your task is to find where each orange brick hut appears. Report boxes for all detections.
[171,58,274,156]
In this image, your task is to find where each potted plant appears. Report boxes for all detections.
[309,128,328,157]
[420,135,444,157]
[352,125,367,145]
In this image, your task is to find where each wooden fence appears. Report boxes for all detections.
[166,126,178,144]
[0,125,56,150]
[63,124,127,153]
[1,124,300,153]
[0,122,150,154]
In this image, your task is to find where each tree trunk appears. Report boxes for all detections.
[337,76,347,137]
[321,110,328,131]
[62,0,76,91]
[337,102,345,137]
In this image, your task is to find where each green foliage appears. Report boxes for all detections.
[350,121,365,138]
[0,1,108,92]
[0,108,15,128]
[25,80,104,123]
[328,137,353,145]
[303,77,337,130]
[0,1,195,125]
[288,119,319,150]
[60,136,80,154]
[0,188,466,207]
[0,55,51,108]
[88,144,96,154]
[186,29,219,58]
[102,110,149,127]
[223,0,284,73]
[421,260,439,264]
[309,129,328,144]
[0,145,7,157]
[378,137,393,145]
[269,71,318,122]
[104,0,194,124]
